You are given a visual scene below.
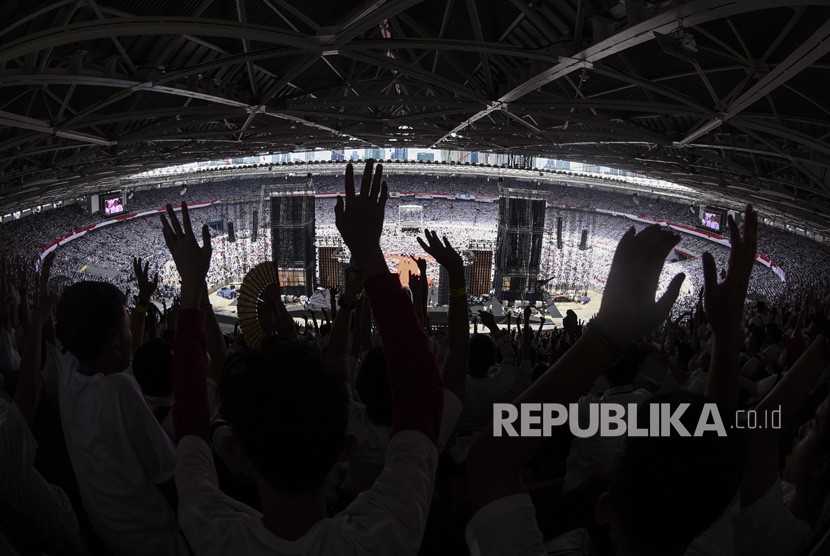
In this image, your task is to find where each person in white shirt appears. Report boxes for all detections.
[734,337,830,556]
[563,345,652,494]
[55,281,188,556]
[165,163,445,555]
[456,322,531,434]
[0,394,88,555]
[467,208,758,556]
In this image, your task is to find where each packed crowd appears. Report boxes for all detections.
[3,161,830,556]
[2,169,829,303]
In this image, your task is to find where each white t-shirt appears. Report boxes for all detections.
[0,327,21,377]
[732,479,813,556]
[0,395,87,554]
[563,386,652,493]
[177,430,437,555]
[466,493,545,556]
[58,354,188,556]
[684,370,709,395]
[457,360,531,434]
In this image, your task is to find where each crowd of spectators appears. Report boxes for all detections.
[2,170,829,306]
[3,161,830,555]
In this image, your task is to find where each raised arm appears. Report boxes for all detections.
[409,267,426,330]
[199,281,228,383]
[15,258,31,335]
[703,205,758,414]
[335,161,443,443]
[131,257,159,355]
[327,270,360,384]
[15,291,58,423]
[740,331,828,508]
[160,202,213,443]
[418,229,469,402]
[467,224,685,511]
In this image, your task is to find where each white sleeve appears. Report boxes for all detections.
[0,327,21,375]
[336,431,437,554]
[466,494,545,556]
[118,375,177,484]
[437,389,463,455]
[755,374,780,399]
[732,479,813,556]
[507,359,532,398]
[176,436,260,554]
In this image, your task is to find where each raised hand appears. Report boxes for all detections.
[160,203,212,286]
[39,251,56,297]
[702,205,758,336]
[270,296,298,342]
[408,270,425,294]
[478,309,498,332]
[16,257,28,293]
[411,255,428,279]
[133,257,159,305]
[160,202,212,308]
[595,224,686,346]
[334,161,388,277]
[417,229,463,275]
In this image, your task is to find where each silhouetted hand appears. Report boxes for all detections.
[478,309,498,332]
[133,257,159,305]
[702,205,758,336]
[335,161,388,277]
[160,202,212,286]
[596,224,686,345]
[417,229,463,276]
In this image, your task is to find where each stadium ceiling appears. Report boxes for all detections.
[1,0,830,225]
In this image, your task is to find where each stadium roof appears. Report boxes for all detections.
[1,0,830,226]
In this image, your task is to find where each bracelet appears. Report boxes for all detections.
[134,304,147,315]
[450,286,467,299]
[585,320,626,360]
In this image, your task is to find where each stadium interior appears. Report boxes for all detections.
[3,1,830,555]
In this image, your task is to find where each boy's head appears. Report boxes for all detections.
[603,344,641,387]
[56,281,131,372]
[355,346,392,427]
[218,341,348,495]
[468,334,497,378]
[133,339,173,397]
[600,391,743,555]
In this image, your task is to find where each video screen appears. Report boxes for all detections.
[103,196,125,216]
[700,210,723,232]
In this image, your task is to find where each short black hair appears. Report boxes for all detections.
[604,344,641,387]
[56,281,126,363]
[218,341,348,495]
[608,391,743,555]
[469,334,497,378]
[133,339,173,397]
[355,346,392,427]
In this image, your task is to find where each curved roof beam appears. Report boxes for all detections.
[432,0,830,145]
[0,18,322,64]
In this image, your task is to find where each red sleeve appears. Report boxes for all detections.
[364,273,444,444]
[172,308,210,443]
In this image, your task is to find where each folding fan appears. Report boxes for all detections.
[237,260,281,348]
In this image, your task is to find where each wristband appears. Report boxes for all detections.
[450,286,467,299]
[585,320,626,360]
